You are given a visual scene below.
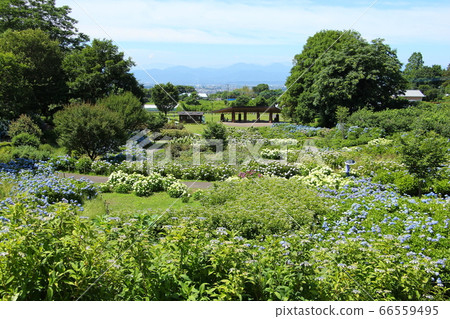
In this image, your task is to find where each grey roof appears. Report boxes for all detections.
[400,90,425,98]
[178,111,204,116]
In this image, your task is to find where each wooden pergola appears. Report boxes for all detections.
[213,106,281,123]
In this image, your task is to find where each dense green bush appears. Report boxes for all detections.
[146,112,168,132]
[97,92,148,131]
[54,104,126,160]
[160,129,190,138]
[75,157,93,174]
[11,132,40,148]
[8,114,42,139]
[202,122,228,148]
[347,103,450,137]
[11,145,50,161]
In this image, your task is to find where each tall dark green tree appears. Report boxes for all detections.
[282,30,406,127]
[0,51,31,120]
[0,0,88,50]
[0,29,67,117]
[63,39,144,103]
[403,52,424,84]
[151,83,179,115]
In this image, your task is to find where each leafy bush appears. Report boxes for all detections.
[166,181,188,198]
[7,114,42,138]
[75,157,93,174]
[91,160,113,175]
[10,146,50,161]
[146,112,168,132]
[97,92,148,131]
[54,104,126,160]
[160,129,190,138]
[202,122,228,147]
[347,103,450,137]
[11,132,40,148]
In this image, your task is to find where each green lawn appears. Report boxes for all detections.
[82,192,200,218]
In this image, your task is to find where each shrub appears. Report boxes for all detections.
[166,181,188,198]
[146,112,168,132]
[132,179,154,197]
[114,183,132,194]
[75,157,93,174]
[8,114,42,138]
[11,145,50,161]
[11,132,40,148]
[400,131,449,196]
[54,104,126,160]
[91,160,113,175]
[160,129,190,138]
[163,122,184,130]
[202,122,228,147]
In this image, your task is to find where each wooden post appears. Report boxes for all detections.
[244,112,247,122]
[269,112,273,123]
[232,111,235,123]
[238,113,242,122]
[257,112,260,122]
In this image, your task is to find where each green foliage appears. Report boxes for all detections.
[63,39,143,103]
[0,0,89,50]
[160,129,190,139]
[75,157,92,174]
[97,92,147,131]
[252,83,270,95]
[347,103,450,137]
[0,29,67,116]
[8,114,42,138]
[400,131,449,196]
[282,30,406,126]
[0,52,31,120]
[202,122,228,146]
[10,145,50,160]
[146,112,167,132]
[151,83,179,115]
[54,103,126,160]
[11,132,40,148]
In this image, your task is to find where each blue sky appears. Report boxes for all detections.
[57,0,450,69]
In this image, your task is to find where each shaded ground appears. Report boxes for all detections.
[57,172,213,189]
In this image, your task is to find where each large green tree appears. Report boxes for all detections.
[282,30,406,127]
[0,29,67,117]
[97,92,148,131]
[0,0,88,50]
[63,39,144,103]
[54,103,126,160]
[151,83,179,115]
[0,51,31,120]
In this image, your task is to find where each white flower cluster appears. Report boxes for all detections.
[368,138,393,146]
[105,171,185,197]
[166,181,189,198]
[292,166,350,189]
[260,148,286,160]
[270,138,299,146]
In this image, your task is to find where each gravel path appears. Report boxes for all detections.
[57,172,213,189]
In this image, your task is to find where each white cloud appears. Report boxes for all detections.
[61,0,450,45]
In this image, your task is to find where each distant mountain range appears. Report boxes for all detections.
[132,63,291,87]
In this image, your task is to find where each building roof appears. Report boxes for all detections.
[213,106,281,113]
[400,90,426,98]
[178,111,204,116]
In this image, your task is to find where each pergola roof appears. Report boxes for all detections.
[178,111,204,116]
[213,106,281,113]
